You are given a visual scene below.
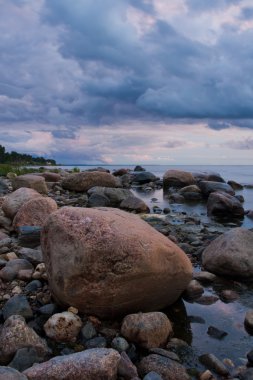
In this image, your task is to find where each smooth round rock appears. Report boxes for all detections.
[2,295,33,321]
[2,188,42,219]
[12,175,48,194]
[121,312,173,349]
[202,228,253,279]
[44,312,82,342]
[41,207,192,318]
[163,170,195,189]
[0,366,27,380]
[61,172,119,192]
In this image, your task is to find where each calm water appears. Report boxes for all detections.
[45,164,253,371]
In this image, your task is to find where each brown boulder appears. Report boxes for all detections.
[12,175,48,194]
[13,197,57,231]
[121,312,172,348]
[207,192,244,218]
[163,170,195,189]
[61,172,119,192]
[41,172,61,182]
[23,348,120,380]
[2,188,42,219]
[120,196,150,213]
[41,207,192,318]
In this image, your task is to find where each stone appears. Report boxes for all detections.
[220,290,239,302]
[202,228,253,279]
[80,321,97,341]
[0,258,33,280]
[61,171,119,192]
[113,168,130,176]
[199,354,229,376]
[18,248,43,266]
[245,310,253,334]
[199,370,217,380]
[207,192,244,218]
[163,170,195,189]
[87,193,110,207]
[111,337,129,352]
[0,315,49,365]
[0,179,9,195]
[0,367,27,380]
[13,197,57,230]
[132,172,158,184]
[2,295,33,320]
[87,187,133,207]
[143,372,163,380]
[44,311,82,342]
[247,349,253,365]
[2,188,42,219]
[227,180,243,190]
[183,280,204,300]
[117,352,139,379]
[12,175,48,194]
[25,280,42,292]
[192,171,225,183]
[134,165,145,171]
[41,207,192,318]
[138,354,190,380]
[207,326,228,340]
[193,271,217,283]
[41,172,61,182]
[238,368,253,380]
[38,304,58,316]
[198,181,234,197]
[120,196,150,213]
[8,347,46,372]
[121,312,172,349]
[85,337,107,349]
[23,348,120,380]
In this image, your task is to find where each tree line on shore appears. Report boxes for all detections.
[0,145,56,165]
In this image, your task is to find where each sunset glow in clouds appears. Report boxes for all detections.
[1,0,253,164]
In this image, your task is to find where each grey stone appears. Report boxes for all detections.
[87,193,110,207]
[18,248,43,266]
[111,337,129,353]
[143,371,163,380]
[9,347,46,372]
[80,321,97,341]
[132,172,158,184]
[2,295,33,320]
[25,280,42,292]
[85,337,107,349]
[0,366,27,380]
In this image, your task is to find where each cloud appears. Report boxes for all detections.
[224,138,253,150]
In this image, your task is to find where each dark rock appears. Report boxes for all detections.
[25,280,42,293]
[207,326,228,340]
[0,179,9,195]
[85,337,107,349]
[17,226,41,248]
[132,172,158,184]
[195,295,219,305]
[80,321,97,341]
[207,192,244,218]
[117,352,138,379]
[183,280,204,300]
[238,368,253,379]
[199,181,234,197]
[134,165,145,171]
[236,194,245,203]
[9,347,46,372]
[0,259,33,282]
[199,353,229,376]
[120,196,150,213]
[143,372,163,380]
[87,193,110,207]
[38,303,58,316]
[113,169,130,176]
[18,248,43,266]
[192,171,225,183]
[228,180,243,190]
[149,348,180,362]
[163,170,195,189]
[247,349,253,366]
[245,310,253,334]
[220,290,239,302]
[2,295,33,320]
[188,315,206,324]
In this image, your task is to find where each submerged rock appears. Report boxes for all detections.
[41,207,192,318]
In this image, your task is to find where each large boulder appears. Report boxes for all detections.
[163,170,195,190]
[61,172,119,192]
[207,192,244,218]
[202,228,253,279]
[192,171,225,183]
[12,175,48,194]
[23,348,120,380]
[198,181,234,197]
[131,172,158,184]
[40,172,61,182]
[2,188,42,219]
[41,207,192,318]
[13,197,57,230]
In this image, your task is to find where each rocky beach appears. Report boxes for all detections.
[0,166,253,380]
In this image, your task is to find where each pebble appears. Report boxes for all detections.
[25,279,42,292]
[247,349,253,366]
[0,366,27,380]
[8,347,46,372]
[38,303,58,316]
[2,295,33,320]
[183,279,204,300]
[85,336,107,349]
[111,337,129,352]
[118,351,139,379]
[245,310,253,334]
[44,311,82,342]
[80,321,97,341]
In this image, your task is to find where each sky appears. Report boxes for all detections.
[1,0,253,165]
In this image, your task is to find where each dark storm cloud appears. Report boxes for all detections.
[1,0,253,140]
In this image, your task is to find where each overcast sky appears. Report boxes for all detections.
[1,0,253,164]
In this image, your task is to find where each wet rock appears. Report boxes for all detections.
[8,347,46,372]
[121,312,172,349]
[228,180,243,190]
[138,354,190,380]
[132,172,158,184]
[44,311,82,342]
[202,228,253,279]
[0,366,27,380]
[236,194,245,203]
[163,170,195,189]
[113,168,130,176]
[199,369,217,380]
[220,290,239,302]
[41,207,192,318]
[2,295,33,320]
[183,280,204,300]
[149,348,180,362]
[192,171,225,183]
[32,263,46,280]
[193,271,217,283]
[18,248,43,266]
[199,354,229,376]
[17,226,41,249]
[198,181,234,197]
[134,165,145,171]
[13,197,57,230]
[245,310,253,334]
[0,179,9,195]
[23,348,120,380]
[117,351,138,379]
[2,188,42,219]
[111,337,129,352]
[167,193,185,203]
[207,192,244,218]
[12,175,48,194]
[120,196,150,213]
[62,171,119,192]
[195,295,219,305]
[0,315,49,365]
[207,326,228,340]
[85,336,107,349]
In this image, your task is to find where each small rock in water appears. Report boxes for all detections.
[193,271,217,283]
[195,295,219,305]
[247,349,253,366]
[207,326,228,340]
[220,289,239,302]
[199,369,217,380]
[183,279,204,300]
[117,351,139,379]
[199,353,229,376]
